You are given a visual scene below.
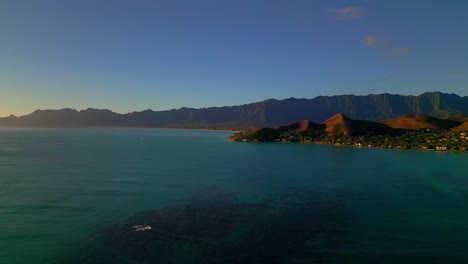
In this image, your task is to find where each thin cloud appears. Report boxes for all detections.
[363,35,389,48]
[363,35,413,59]
[329,7,365,20]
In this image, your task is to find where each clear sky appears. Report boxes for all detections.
[1,0,467,116]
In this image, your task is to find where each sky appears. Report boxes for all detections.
[1,0,468,116]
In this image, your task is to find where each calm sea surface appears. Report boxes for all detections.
[1,128,467,263]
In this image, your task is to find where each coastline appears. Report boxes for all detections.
[227,137,468,153]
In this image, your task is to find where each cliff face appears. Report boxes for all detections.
[1,92,467,128]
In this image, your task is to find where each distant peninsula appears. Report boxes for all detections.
[0,92,467,129]
[228,114,468,152]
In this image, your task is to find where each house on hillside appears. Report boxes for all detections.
[435,146,447,151]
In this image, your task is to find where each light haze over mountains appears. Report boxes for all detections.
[1,92,466,129]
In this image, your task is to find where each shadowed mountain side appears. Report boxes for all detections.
[241,120,326,141]
[0,108,121,127]
[0,92,467,128]
[382,114,462,130]
[242,128,282,142]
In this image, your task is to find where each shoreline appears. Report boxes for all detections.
[228,138,468,153]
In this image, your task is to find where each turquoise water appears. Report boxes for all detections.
[1,128,467,263]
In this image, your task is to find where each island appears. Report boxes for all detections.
[228,114,468,152]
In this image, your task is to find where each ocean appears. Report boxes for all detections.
[1,128,467,263]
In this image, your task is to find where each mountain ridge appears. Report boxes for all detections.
[1,92,467,128]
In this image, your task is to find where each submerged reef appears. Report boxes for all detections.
[71,188,351,264]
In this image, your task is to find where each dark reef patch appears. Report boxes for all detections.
[70,187,352,264]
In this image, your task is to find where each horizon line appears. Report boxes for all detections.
[1,91,465,118]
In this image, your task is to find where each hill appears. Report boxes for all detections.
[231,114,397,142]
[323,114,395,136]
[453,122,468,132]
[382,114,462,130]
[229,113,468,152]
[278,120,325,132]
[1,92,467,128]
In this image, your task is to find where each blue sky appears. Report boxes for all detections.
[1,0,467,116]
